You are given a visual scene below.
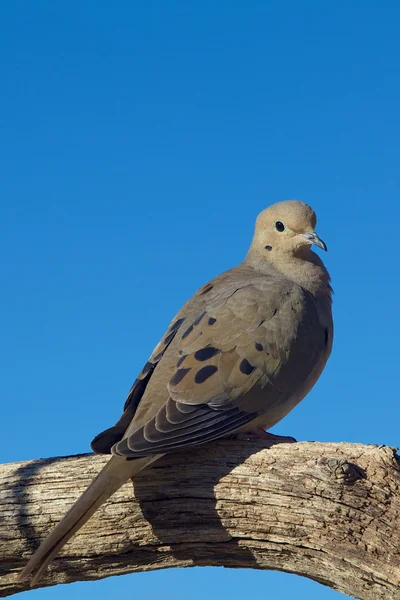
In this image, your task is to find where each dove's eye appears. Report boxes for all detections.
[274,221,286,233]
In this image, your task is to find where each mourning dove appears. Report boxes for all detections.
[20,200,333,584]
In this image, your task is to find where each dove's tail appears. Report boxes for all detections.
[19,454,161,586]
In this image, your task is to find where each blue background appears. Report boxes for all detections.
[1,2,399,598]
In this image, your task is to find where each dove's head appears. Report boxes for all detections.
[246,200,330,295]
[249,200,327,259]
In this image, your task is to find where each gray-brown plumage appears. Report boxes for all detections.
[20,200,333,584]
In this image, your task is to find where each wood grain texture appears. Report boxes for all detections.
[1,441,399,599]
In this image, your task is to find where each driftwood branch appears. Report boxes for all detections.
[0,441,399,599]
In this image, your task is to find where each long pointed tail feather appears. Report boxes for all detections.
[19,454,162,585]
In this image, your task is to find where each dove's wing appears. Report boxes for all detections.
[90,272,234,453]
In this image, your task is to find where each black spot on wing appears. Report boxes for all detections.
[181,311,208,341]
[194,347,221,361]
[199,284,213,295]
[171,317,186,331]
[255,343,263,352]
[170,368,191,386]
[208,317,217,326]
[176,354,187,367]
[164,331,176,345]
[193,311,207,326]
[182,324,193,339]
[141,361,154,376]
[239,359,255,375]
[164,317,186,345]
[195,365,218,383]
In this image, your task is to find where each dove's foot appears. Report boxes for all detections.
[235,426,297,443]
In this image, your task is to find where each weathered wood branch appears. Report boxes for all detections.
[1,441,399,598]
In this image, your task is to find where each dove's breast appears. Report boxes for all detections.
[234,283,333,429]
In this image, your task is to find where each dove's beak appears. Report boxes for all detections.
[300,232,327,252]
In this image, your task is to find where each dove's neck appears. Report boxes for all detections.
[246,249,332,301]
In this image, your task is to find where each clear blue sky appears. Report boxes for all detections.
[1,2,399,598]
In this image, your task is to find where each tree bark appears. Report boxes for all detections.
[0,441,399,599]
